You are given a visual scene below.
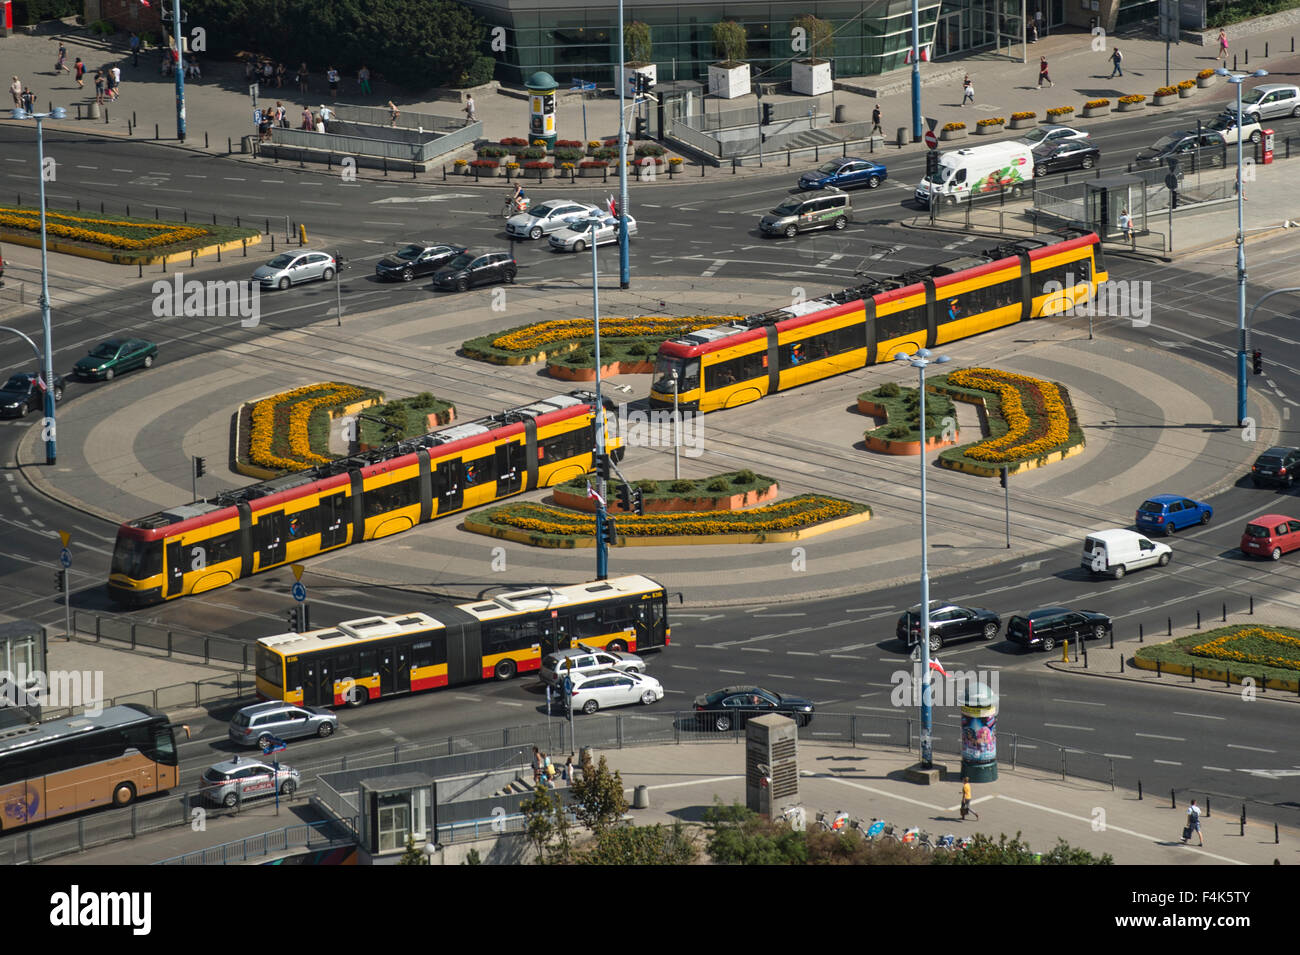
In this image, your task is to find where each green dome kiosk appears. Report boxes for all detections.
[525,71,558,151]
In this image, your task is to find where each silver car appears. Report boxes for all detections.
[1237,83,1300,121]
[548,214,638,253]
[200,757,300,807]
[506,200,599,240]
[252,251,336,290]
[568,668,664,714]
[228,701,338,748]
[540,644,646,686]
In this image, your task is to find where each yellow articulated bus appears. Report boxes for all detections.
[108,390,622,606]
[255,575,672,707]
[648,229,1106,413]
[0,704,186,832]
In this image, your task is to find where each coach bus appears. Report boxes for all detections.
[109,390,623,606]
[648,229,1106,413]
[256,575,671,706]
[0,704,185,832]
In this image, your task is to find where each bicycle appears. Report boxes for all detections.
[815,810,851,833]
[501,196,531,219]
[776,804,807,831]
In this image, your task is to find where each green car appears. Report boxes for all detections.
[74,338,158,381]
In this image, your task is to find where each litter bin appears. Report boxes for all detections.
[633,785,649,809]
[834,104,847,123]
[897,126,907,147]
[1261,128,1274,164]
[240,135,255,154]
[87,102,100,120]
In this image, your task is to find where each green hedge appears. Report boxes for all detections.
[559,470,775,501]
[861,384,956,442]
[357,392,455,447]
[456,55,496,89]
[12,0,80,25]
[1208,0,1300,28]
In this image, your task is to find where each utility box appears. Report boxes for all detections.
[746,713,799,818]
[1261,129,1274,164]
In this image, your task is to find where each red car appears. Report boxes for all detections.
[1240,514,1300,561]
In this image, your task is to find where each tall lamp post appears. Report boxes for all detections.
[1216,67,1267,427]
[12,104,67,465]
[910,0,922,142]
[616,0,631,289]
[895,347,948,769]
[586,214,611,580]
[168,0,187,142]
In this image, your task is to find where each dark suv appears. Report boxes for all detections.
[432,250,517,292]
[1250,446,1300,488]
[1006,608,1111,653]
[0,372,64,418]
[896,601,1001,652]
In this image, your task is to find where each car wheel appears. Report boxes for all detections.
[104,368,115,381]
[1250,130,1262,145]
[504,269,516,284]
[1158,552,1171,567]
[640,690,656,705]
[529,226,543,240]
[143,355,154,368]
[867,175,880,188]
[784,225,798,238]
[52,386,63,402]
[322,267,335,282]
[1034,165,1045,178]
[1112,565,1126,579]
[494,658,517,681]
[317,721,334,738]
[1271,546,1283,561]
[257,733,272,749]
[1165,522,1176,536]
[278,276,291,290]
[455,278,469,293]
[401,268,414,282]
[982,622,998,640]
[280,779,297,797]
[221,791,239,808]
[928,633,943,653]
[582,699,599,715]
[606,640,627,654]
[1093,625,1107,641]
[1200,511,1211,525]
[1081,156,1095,169]
[1010,184,1024,198]
[945,195,957,206]
[714,714,732,732]
[573,239,586,253]
[112,782,136,807]
[623,665,641,674]
[833,216,847,230]
[1041,635,1056,652]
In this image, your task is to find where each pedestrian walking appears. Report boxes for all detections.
[358,64,371,96]
[94,71,104,105]
[960,776,979,820]
[56,43,70,74]
[275,61,286,89]
[9,75,22,106]
[1038,55,1053,88]
[74,58,84,89]
[871,103,882,135]
[326,65,340,100]
[531,746,542,784]
[110,64,122,99]
[463,94,477,126]
[314,112,325,134]
[543,753,557,788]
[296,62,309,94]
[1183,799,1204,845]
[1028,19,1038,42]
[1118,207,1134,246]
[388,100,400,127]
[301,106,313,130]
[562,755,573,784]
[1217,29,1229,63]
[129,32,140,67]
[961,75,974,106]
[20,88,34,113]
[1108,47,1123,79]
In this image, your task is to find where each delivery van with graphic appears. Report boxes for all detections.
[915,141,1034,206]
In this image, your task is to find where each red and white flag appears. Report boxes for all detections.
[904,45,931,63]
[607,195,618,217]
[139,0,151,6]
[586,481,605,508]
[929,659,948,678]
[34,375,46,393]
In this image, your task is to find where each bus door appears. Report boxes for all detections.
[634,598,666,649]
[164,539,187,597]
[539,614,572,656]
[320,492,349,549]
[433,458,464,514]
[495,441,523,496]
[256,512,287,568]
[379,644,410,696]
[301,657,326,706]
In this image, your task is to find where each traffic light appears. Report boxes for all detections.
[762,102,774,126]
[54,569,64,592]
[925,149,940,180]
[634,115,648,139]
[1253,350,1263,375]
[596,452,611,482]
[643,74,655,94]
[287,609,299,633]
[194,456,206,479]
[632,487,645,516]
[617,483,632,511]
[602,516,618,545]
[999,467,1008,489]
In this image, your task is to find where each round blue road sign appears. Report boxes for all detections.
[291,582,307,603]
[59,548,72,568]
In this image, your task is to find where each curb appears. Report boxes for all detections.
[1044,655,1300,702]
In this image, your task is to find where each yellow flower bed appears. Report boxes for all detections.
[1190,627,1300,672]
[0,207,207,250]
[248,382,372,472]
[491,316,737,353]
[945,367,1072,463]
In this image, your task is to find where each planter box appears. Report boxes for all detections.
[1179,86,1195,98]
[1044,114,1074,124]
[940,126,967,141]
[975,123,1003,135]
[1152,94,1176,106]
[791,59,832,96]
[1009,116,1036,129]
[578,165,608,177]
[526,167,554,179]
[1082,105,1109,117]
[1197,75,1217,88]
[708,62,751,99]
[1117,100,1145,112]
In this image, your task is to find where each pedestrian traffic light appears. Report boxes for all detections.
[194,456,206,478]
[634,115,648,139]
[603,517,618,545]
[632,487,645,516]
[617,483,632,511]
[54,570,64,593]
[1253,349,1263,375]
[287,609,299,633]
[999,467,1008,489]
[926,149,940,180]
[762,102,774,126]
[596,452,611,482]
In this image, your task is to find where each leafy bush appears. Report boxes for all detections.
[477,144,508,158]
[733,469,758,484]
[635,143,666,157]
[1011,110,1036,120]
[874,382,901,398]
[706,478,730,492]
[12,0,80,24]
[669,480,694,493]
[594,147,619,160]
[555,148,584,162]
[456,55,496,89]
[518,146,547,160]
[635,480,659,493]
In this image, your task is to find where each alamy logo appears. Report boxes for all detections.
[617,403,703,457]
[49,885,151,935]
[0,666,103,716]
[1043,275,1150,327]
[890,665,999,707]
[151,273,260,327]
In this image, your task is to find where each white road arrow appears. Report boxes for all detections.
[370,194,477,204]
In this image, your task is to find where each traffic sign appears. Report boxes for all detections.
[291,582,306,603]
[923,129,938,149]
[59,548,71,569]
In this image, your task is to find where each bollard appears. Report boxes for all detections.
[412,163,417,179]
[1276,822,1280,844]
[155,123,159,139]
[701,160,705,177]
[133,111,137,125]
[265,219,270,235]
[213,213,217,225]
[732,158,737,174]
[1109,630,1114,650]
[190,250,196,266]
[76,199,80,211]
[242,238,247,257]
[1171,790,1176,809]
[1120,654,1124,673]
[299,149,305,169]
[1139,622,1144,642]
[1206,797,1210,818]
[205,132,209,149]
[1083,642,1088,668]
[155,207,160,220]
[1250,595,1254,615]
[270,235,274,251]
[1156,659,1162,678]
[1234,54,1238,69]
[1196,610,1201,629]
[1138,780,1142,800]
[897,126,906,148]
[1191,663,1195,683]
[127,120,132,135]
[236,216,241,227]
[1167,617,1172,636]
[217,246,221,263]
[105,109,109,123]
[384,157,389,177]
[1266,42,1269,57]
[228,137,232,153]
[126,204,130,216]
[1246,49,1249,64]
[1225,667,1230,688]
[1222,602,1226,622]
[787,149,791,167]
[327,153,332,171]
[137,263,143,278]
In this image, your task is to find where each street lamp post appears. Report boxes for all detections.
[670,370,680,480]
[1216,67,1267,427]
[895,347,949,769]
[12,104,67,465]
[170,0,187,142]
[616,0,631,289]
[588,214,610,580]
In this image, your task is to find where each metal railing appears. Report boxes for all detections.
[685,100,824,131]
[270,128,426,162]
[156,819,355,865]
[331,103,464,134]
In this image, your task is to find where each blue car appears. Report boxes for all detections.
[1135,494,1213,536]
[798,157,887,191]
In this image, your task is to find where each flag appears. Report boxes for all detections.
[586,481,605,508]
[929,659,948,678]
[34,375,46,393]
[607,195,618,217]
[904,45,931,63]
[139,0,151,5]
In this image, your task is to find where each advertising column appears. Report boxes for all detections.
[525,71,558,151]
[959,681,998,783]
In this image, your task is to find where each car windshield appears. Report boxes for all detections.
[1138,501,1164,514]
[1,375,28,392]
[816,161,842,174]
[266,253,295,269]
[231,712,251,727]
[1210,114,1240,130]
[1150,135,1182,151]
[89,343,119,358]
[202,768,233,782]
[393,245,424,260]
[445,252,474,269]
[1021,128,1053,144]
[1245,524,1269,538]
[532,202,560,217]
[772,199,802,215]
[1241,89,1266,105]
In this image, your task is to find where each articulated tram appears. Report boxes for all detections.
[648,229,1106,413]
[109,391,621,605]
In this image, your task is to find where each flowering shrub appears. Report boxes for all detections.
[1155,86,1178,96]
[1046,106,1074,117]
[587,140,602,149]
[1084,98,1110,108]
[453,158,468,167]
[555,148,584,163]
[1011,110,1035,120]
[668,157,684,166]
[560,162,576,171]
[505,161,520,170]
[634,143,666,157]
[936,368,1077,465]
[1190,627,1300,672]
[477,144,508,158]
[517,146,547,160]
[531,139,547,148]
[500,136,528,147]
[1198,68,1216,79]
[603,138,619,146]
[593,147,618,160]
[523,160,553,170]
[248,382,380,472]
[555,139,584,148]
[484,316,736,355]
[469,159,498,169]
[976,117,1005,127]
[1118,94,1145,104]
[1177,79,1196,90]
[943,121,966,131]
[0,207,208,250]
[579,160,608,168]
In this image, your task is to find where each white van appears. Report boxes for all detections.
[1081,528,1172,579]
[915,141,1034,206]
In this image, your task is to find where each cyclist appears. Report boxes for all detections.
[510,182,527,214]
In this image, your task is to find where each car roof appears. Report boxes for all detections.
[208,758,276,773]
[1085,528,1145,542]
[1144,493,1185,504]
[235,701,294,716]
[1250,83,1299,93]
[1261,446,1299,455]
[571,667,638,683]
[1247,513,1299,524]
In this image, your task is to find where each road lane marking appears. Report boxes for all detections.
[1042,723,1093,731]
[1136,733,1186,741]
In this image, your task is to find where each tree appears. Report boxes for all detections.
[521,783,573,864]
[712,21,749,66]
[704,801,808,865]
[577,822,699,865]
[569,753,628,833]
[933,831,1113,865]
[792,14,834,61]
[397,834,427,865]
[625,21,654,67]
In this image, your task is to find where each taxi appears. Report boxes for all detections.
[200,756,300,808]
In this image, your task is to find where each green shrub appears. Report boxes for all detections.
[478,145,508,158]
[886,425,911,439]
[706,478,730,492]
[636,479,659,493]
[13,0,80,25]
[634,143,666,157]
[627,341,653,356]
[89,18,115,33]
[669,480,694,493]
[555,148,584,163]
[733,469,757,485]
[455,55,496,89]
[518,146,547,160]
[874,382,901,398]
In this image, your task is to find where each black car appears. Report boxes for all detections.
[1032,140,1101,178]
[0,372,64,418]
[374,242,466,282]
[693,685,815,731]
[1251,446,1300,488]
[431,250,517,292]
[1134,130,1226,169]
[896,601,1001,652]
[1006,608,1111,653]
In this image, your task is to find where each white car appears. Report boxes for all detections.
[252,251,336,290]
[1208,111,1263,145]
[548,214,638,253]
[540,644,646,686]
[1018,124,1090,148]
[568,668,664,714]
[200,757,300,807]
[506,200,599,240]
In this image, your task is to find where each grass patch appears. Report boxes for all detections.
[860,384,956,442]
[557,470,776,501]
[462,315,737,366]
[932,370,1083,471]
[1135,625,1300,685]
[0,205,260,260]
[357,393,456,447]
